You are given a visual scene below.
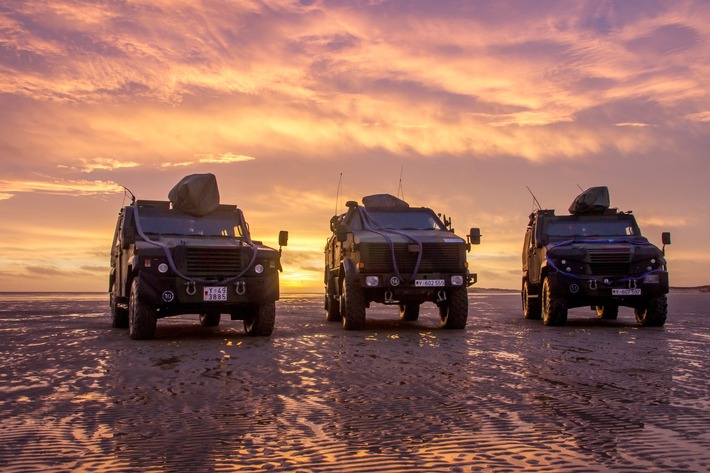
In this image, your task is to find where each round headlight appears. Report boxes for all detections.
[451,275,464,286]
[366,276,379,287]
[254,264,264,274]
[561,259,567,265]
[158,263,168,273]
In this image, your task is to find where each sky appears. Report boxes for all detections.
[0,0,708,293]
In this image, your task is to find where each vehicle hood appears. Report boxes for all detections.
[354,229,466,245]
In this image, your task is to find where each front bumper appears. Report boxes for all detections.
[355,272,468,304]
[136,271,280,316]
[547,270,669,309]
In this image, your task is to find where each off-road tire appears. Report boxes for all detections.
[199,312,221,327]
[325,278,342,322]
[340,276,366,330]
[596,305,619,320]
[399,303,420,321]
[110,281,129,329]
[634,296,667,327]
[522,280,541,320]
[439,288,468,329]
[129,277,157,340]
[541,277,568,326]
[244,302,276,336]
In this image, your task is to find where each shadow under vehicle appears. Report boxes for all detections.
[522,186,671,327]
[109,174,288,340]
[324,194,481,330]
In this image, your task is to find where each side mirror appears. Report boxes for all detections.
[278,230,289,247]
[329,215,339,232]
[336,224,350,243]
[468,228,481,246]
[662,232,671,245]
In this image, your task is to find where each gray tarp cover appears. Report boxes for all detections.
[362,194,409,208]
[168,173,221,216]
[569,186,610,215]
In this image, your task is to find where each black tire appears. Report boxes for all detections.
[129,277,157,340]
[522,280,541,320]
[244,302,276,336]
[199,312,221,327]
[634,296,667,327]
[596,305,619,320]
[110,280,129,329]
[325,278,342,322]
[439,288,468,329]
[340,276,366,330]
[399,303,420,321]
[541,277,567,326]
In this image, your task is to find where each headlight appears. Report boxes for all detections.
[158,263,169,273]
[644,273,660,284]
[254,264,264,274]
[451,275,464,286]
[365,276,379,287]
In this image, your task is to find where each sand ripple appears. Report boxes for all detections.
[0,292,708,472]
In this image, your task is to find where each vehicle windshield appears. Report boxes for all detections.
[362,209,445,231]
[137,207,244,237]
[546,217,639,238]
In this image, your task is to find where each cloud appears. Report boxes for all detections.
[160,152,255,168]
[0,178,123,197]
[58,157,140,173]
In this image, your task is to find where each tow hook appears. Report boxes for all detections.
[629,279,637,290]
[437,290,447,303]
[185,281,197,296]
[384,290,394,303]
[588,279,598,291]
[235,281,246,295]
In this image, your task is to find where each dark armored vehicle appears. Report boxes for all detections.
[522,187,670,327]
[109,174,288,339]
[324,194,481,330]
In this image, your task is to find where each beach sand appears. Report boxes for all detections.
[0,291,708,472]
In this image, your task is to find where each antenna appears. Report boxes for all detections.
[122,185,135,204]
[397,165,404,200]
[334,172,343,216]
[576,184,584,192]
[526,186,542,210]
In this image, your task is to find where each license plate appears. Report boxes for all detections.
[415,279,445,287]
[612,288,641,296]
[203,286,227,301]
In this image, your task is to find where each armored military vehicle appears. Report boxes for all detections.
[109,174,288,339]
[324,194,481,330]
[522,187,670,327]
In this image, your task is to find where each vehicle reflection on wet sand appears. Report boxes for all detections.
[0,292,707,472]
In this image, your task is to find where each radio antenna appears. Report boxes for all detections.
[122,185,135,204]
[334,172,343,216]
[526,186,542,210]
[397,165,404,200]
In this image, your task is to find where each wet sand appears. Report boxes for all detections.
[0,291,708,472]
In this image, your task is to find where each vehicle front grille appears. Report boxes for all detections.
[587,248,631,276]
[364,243,463,274]
[184,248,243,277]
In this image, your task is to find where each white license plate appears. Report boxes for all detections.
[415,279,445,287]
[203,286,227,301]
[612,288,642,296]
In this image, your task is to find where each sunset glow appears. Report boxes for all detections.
[1,1,708,292]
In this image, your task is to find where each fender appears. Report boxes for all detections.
[341,258,357,278]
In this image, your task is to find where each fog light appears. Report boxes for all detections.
[366,276,379,287]
[566,267,572,272]
[254,264,264,274]
[451,275,464,286]
[158,263,168,273]
[644,273,660,284]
